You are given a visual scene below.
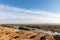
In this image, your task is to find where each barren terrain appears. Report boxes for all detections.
[0,26,59,40]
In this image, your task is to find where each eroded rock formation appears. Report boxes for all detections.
[0,26,59,40]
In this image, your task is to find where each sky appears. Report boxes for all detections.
[0,0,60,24]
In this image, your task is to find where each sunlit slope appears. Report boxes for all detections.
[0,26,55,40]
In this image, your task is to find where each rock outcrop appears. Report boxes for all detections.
[0,26,58,40]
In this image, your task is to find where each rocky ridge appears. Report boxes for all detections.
[0,26,59,40]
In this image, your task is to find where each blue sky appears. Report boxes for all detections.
[0,0,60,24]
[0,0,60,13]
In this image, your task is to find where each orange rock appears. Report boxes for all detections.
[33,33,45,40]
[0,26,56,40]
[45,34,55,40]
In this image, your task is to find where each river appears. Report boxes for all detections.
[14,26,60,35]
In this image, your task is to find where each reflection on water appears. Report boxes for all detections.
[34,29,60,35]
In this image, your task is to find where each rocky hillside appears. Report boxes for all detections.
[0,26,59,40]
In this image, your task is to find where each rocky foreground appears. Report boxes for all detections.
[0,26,59,40]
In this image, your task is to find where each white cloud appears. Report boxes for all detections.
[0,4,60,24]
